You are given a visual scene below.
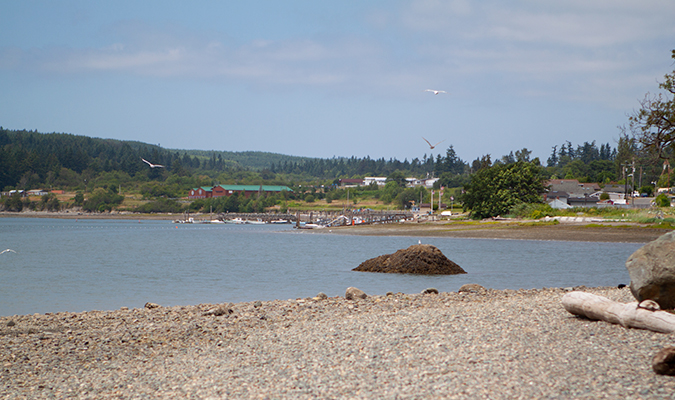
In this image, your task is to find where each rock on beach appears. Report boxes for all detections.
[626,230,675,309]
[353,244,466,275]
[345,287,367,300]
[653,347,675,376]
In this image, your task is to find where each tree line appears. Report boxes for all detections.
[0,126,644,201]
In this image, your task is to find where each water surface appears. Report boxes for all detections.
[0,218,642,316]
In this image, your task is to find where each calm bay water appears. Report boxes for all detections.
[0,217,643,316]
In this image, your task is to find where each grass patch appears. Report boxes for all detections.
[583,223,636,229]
[582,223,675,230]
[443,220,502,226]
[648,221,675,230]
[516,220,560,227]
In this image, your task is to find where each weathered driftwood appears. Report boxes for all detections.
[562,291,675,334]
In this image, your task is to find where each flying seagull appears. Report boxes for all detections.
[141,158,164,168]
[0,249,17,254]
[424,89,447,95]
[422,137,445,149]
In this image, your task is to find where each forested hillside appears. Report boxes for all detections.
[1,125,670,217]
[0,126,660,192]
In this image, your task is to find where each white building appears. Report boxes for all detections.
[423,178,439,188]
[363,177,387,186]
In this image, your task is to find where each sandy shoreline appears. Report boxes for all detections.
[2,286,674,398]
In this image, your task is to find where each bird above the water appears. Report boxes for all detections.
[424,89,447,95]
[422,137,445,149]
[141,158,164,168]
[0,249,17,254]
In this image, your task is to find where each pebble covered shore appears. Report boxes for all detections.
[2,286,675,399]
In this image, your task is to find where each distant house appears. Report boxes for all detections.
[548,198,572,209]
[543,191,568,203]
[602,184,628,194]
[26,189,49,197]
[423,178,439,188]
[595,184,630,205]
[339,179,364,187]
[7,190,26,198]
[567,194,600,208]
[363,177,387,186]
[544,179,602,208]
[402,177,439,188]
[545,179,600,196]
[405,178,422,187]
[189,185,292,200]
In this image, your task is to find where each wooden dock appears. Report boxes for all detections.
[216,210,413,226]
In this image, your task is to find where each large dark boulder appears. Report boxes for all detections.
[353,244,466,275]
[626,231,675,309]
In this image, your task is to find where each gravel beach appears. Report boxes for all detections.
[3,286,675,399]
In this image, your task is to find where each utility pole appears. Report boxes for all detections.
[430,189,434,215]
[621,162,630,201]
[438,187,443,210]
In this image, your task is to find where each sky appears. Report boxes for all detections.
[1,1,674,164]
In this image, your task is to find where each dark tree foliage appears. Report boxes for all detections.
[271,150,460,179]
[0,192,24,211]
[546,141,614,167]
[0,128,202,190]
[136,198,184,213]
[543,140,618,182]
[435,145,466,175]
[630,50,675,159]
[547,145,558,167]
[462,161,545,219]
[82,188,124,212]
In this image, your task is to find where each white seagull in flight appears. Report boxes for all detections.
[0,249,17,254]
[141,158,165,168]
[422,137,445,149]
[424,89,447,95]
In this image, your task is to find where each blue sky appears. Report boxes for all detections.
[1,1,674,163]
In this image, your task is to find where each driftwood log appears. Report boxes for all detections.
[562,291,675,334]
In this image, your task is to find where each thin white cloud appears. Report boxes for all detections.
[402,0,675,46]
[394,0,675,107]
[0,26,381,88]
[0,1,673,108]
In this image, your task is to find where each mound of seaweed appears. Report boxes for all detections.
[353,244,466,275]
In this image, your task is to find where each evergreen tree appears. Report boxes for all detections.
[547,145,558,167]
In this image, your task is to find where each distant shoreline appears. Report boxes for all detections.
[1,211,669,243]
[0,211,176,220]
[327,221,669,243]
